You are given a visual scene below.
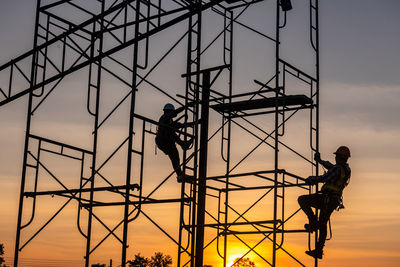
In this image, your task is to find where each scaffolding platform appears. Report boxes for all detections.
[211,94,312,113]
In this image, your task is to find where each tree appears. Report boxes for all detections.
[0,244,5,266]
[128,253,150,267]
[128,252,172,267]
[149,252,172,267]
[232,257,256,267]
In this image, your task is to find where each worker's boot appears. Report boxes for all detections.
[304,216,318,233]
[305,248,323,259]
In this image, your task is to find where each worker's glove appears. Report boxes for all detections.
[305,176,318,185]
[314,152,321,162]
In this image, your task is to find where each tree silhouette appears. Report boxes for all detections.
[150,252,172,267]
[127,253,150,267]
[0,244,4,266]
[232,257,256,267]
[128,252,172,267]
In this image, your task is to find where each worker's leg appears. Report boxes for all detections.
[298,194,324,222]
[156,138,182,177]
[166,145,182,177]
[317,196,339,250]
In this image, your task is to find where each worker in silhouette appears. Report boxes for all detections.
[156,103,198,183]
[298,146,351,259]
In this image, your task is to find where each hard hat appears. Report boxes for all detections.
[163,103,175,111]
[334,146,351,158]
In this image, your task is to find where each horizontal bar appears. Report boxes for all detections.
[132,149,143,155]
[85,197,192,207]
[282,170,307,180]
[207,170,285,180]
[40,0,73,11]
[211,87,284,102]
[279,59,317,82]
[209,170,308,182]
[223,229,310,235]
[181,64,230,78]
[254,80,285,94]
[40,148,82,161]
[220,182,309,192]
[226,0,265,10]
[30,134,93,154]
[24,184,139,197]
[26,164,37,169]
[228,104,315,118]
[202,220,280,228]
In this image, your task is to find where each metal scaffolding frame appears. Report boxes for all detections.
[0,0,321,266]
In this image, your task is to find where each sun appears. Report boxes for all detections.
[226,254,245,267]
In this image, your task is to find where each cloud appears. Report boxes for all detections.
[321,83,400,131]
[320,0,400,86]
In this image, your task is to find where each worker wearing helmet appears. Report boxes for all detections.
[298,146,351,259]
[156,103,199,183]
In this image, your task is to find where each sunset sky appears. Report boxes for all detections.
[0,1,400,267]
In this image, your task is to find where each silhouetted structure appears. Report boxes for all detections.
[0,0,322,266]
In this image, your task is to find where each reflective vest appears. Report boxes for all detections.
[322,165,351,195]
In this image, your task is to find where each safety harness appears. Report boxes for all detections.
[321,164,351,198]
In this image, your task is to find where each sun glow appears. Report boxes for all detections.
[226,253,253,267]
[226,254,242,267]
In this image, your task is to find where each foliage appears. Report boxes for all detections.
[232,257,256,267]
[149,252,172,267]
[127,253,150,267]
[128,252,172,267]
[0,244,5,266]
[0,244,9,267]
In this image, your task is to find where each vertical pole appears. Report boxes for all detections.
[272,0,281,266]
[223,10,234,267]
[191,2,202,266]
[122,0,140,265]
[178,10,195,267]
[195,71,210,267]
[14,1,41,266]
[314,1,320,266]
[85,1,105,266]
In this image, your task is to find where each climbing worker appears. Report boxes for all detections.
[155,103,199,183]
[297,146,351,259]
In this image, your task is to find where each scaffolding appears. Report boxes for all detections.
[0,0,321,266]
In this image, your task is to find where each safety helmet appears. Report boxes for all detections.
[163,103,175,111]
[334,146,351,158]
